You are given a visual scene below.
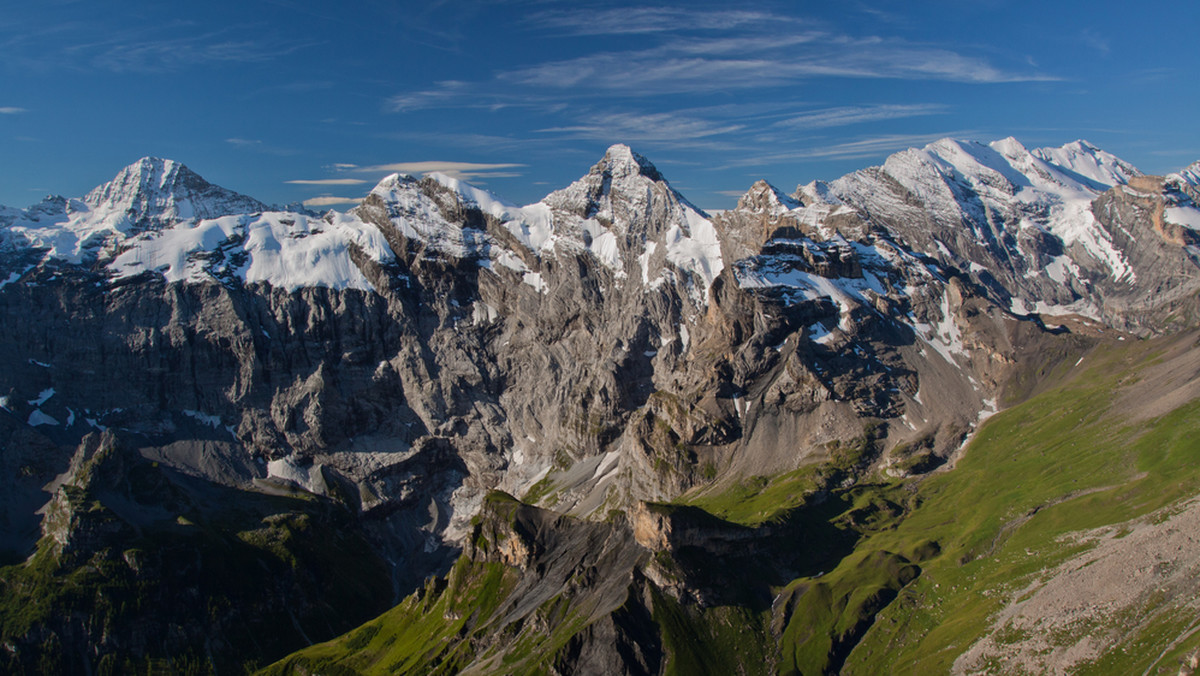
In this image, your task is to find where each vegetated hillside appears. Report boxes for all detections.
[0,138,1198,673]
[265,326,1200,675]
[0,430,393,675]
[821,328,1200,675]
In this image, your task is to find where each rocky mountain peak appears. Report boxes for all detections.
[84,156,190,207]
[6,135,1200,674]
[365,172,421,199]
[82,156,266,231]
[27,195,77,219]
[1173,160,1200,189]
[737,179,803,214]
[543,145,690,227]
[593,143,665,182]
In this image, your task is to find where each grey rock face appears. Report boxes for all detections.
[0,139,1197,672]
[814,138,1200,332]
[0,141,1167,548]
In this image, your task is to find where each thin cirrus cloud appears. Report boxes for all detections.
[524,7,794,35]
[1079,28,1110,56]
[538,111,745,143]
[225,137,300,156]
[518,7,1053,84]
[0,107,26,114]
[0,17,309,74]
[722,131,980,167]
[353,161,526,181]
[387,80,473,113]
[386,85,564,115]
[379,131,566,153]
[91,36,301,73]
[774,104,948,130]
[501,41,1055,94]
[390,31,1054,114]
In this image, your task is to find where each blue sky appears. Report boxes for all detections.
[1,0,1197,211]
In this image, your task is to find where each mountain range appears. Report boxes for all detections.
[1,137,1199,674]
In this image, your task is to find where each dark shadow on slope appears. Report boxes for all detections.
[0,432,394,675]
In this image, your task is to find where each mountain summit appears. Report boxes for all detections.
[592,143,668,182]
[1,138,1200,673]
[817,137,1200,328]
[83,157,267,230]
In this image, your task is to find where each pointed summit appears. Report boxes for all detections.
[543,144,695,226]
[591,144,666,183]
[84,157,266,231]
[364,172,420,199]
[990,136,1030,159]
[737,179,802,214]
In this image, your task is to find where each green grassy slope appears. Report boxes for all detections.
[832,334,1200,673]
[262,331,1200,675]
[0,443,392,675]
[263,557,520,676]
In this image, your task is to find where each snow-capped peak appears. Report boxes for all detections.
[822,135,1152,306]
[989,135,1030,159]
[1031,139,1141,188]
[593,144,666,182]
[738,180,803,214]
[426,172,521,222]
[0,159,270,263]
[81,157,267,234]
[365,171,521,224]
[366,172,418,197]
[1172,160,1200,189]
[0,159,396,289]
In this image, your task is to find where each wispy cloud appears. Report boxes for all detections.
[723,131,980,167]
[525,7,794,35]
[261,80,335,94]
[500,54,772,93]
[775,104,947,130]
[387,17,1054,113]
[378,131,559,152]
[848,3,910,27]
[507,98,943,155]
[801,133,973,159]
[388,80,473,112]
[286,178,368,185]
[1080,28,1110,55]
[303,196,363,208]
[225,137,299,156]
[387,83,561,114]
[90,35,303,72]
[0,107,25,114]
[0,19,311,73]
[537,111,744,144]
[1148,148,1200,157]
[500,38,1056,96]
[354,161,526,181]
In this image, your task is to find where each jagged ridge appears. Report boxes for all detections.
[1,138,1200,674]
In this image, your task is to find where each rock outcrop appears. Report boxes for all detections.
[0,138,1198,672]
